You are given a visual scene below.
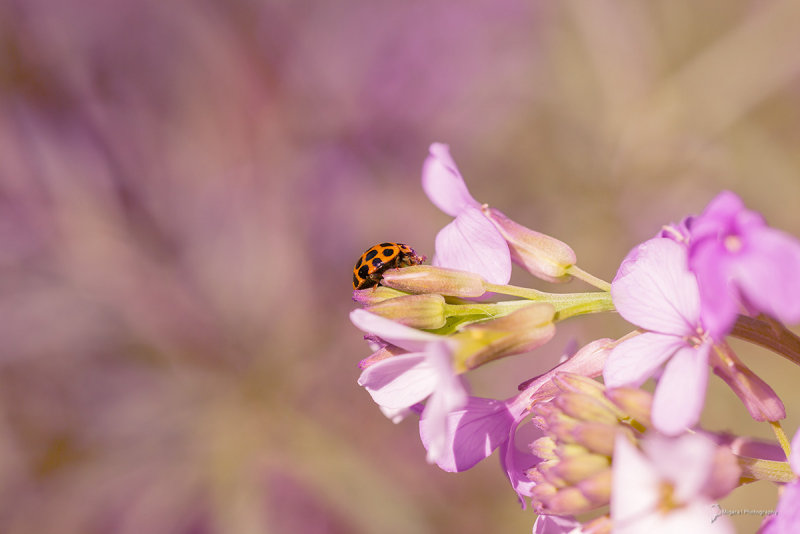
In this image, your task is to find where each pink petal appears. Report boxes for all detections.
[500,420,542,508]
[770,480,800,533]
[641,433,715,503]
[612,238,700,336]
[350,309,442,352]
[532,515,582,534]
[357,352,437,409]
[691,239,741,339]
[734,227,800,326]
[651,342,711,436]
[433,207,511,284]
[519,338,612,398]
[418,343,469,464]
[611,435,661,528]
[603,332,684,388]
[421,143,481,217]
[790,430,800,475]
[419,396,514,472]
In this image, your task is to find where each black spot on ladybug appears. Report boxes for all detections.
[371,258,382,267]
[358,265,369,278]
[353,274,358,286]
[356,257,363,269]
[365,249,378,261]
[380,242,393,247]
[382,249,393,257]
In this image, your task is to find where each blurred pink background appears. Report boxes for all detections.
[2,1,800,532]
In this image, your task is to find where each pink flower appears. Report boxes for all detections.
[603,238,712,435]
[532,514,582,533]
[418,339,611,507]
[350,309,468,463]
[688,191,800,339]
[422,143,576,284]
[422,143,512,284]
[759,429,800,533]
[611,433,736,533]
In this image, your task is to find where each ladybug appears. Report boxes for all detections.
[353,242,425,289]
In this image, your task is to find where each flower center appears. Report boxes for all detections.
[724,234,742,253]
[657,481,680,513]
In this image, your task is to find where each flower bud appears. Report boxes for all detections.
[527,377,652,516]
[452,303,556,370]
[537,486,594,515]
[530,436,558,460]
[576,468,612,504]
[553,393,619,425]
[352,286,408,306]
[380,265,486,297]
[358,345,407,369]
[549,453,610,485]
[710,343,786,422]
[364,294,447,329]
[483,207,576,283]
[604,387,653,428]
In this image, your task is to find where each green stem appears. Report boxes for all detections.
[737,456,795,483]
[443,300,535,320]
[566,264,612,292]
[555,292,616,320]
[731,315,800,368]
[771,421,792,461]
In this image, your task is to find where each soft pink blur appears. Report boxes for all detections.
[2,1,800,532]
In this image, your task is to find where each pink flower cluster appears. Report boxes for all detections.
[351,144,800,533]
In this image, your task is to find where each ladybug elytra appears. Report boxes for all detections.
[352,242,425,289]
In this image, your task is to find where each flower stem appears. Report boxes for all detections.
[566,265,612,292]
[731,315,800,367]
[771,421,792,461]
[481,284,615,316]
[737,456,794,483]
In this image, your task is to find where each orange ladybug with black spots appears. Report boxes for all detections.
[352,242,425,289]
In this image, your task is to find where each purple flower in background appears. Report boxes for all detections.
[611,433,736,533]
[350,309,468,464]
[759,429,800,533]
[604,238,712,435]
[688,191,800,339]
[422,143,512,284]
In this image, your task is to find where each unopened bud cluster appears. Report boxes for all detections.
[528,374,650,516]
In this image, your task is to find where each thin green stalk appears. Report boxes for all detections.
[566,264,612,292]
[737,456,794,483]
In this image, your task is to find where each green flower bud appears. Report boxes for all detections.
[364,294,446,329]
[451,303,556,371]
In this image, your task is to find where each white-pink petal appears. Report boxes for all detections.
[418,343,469,464]
[357,352,437,409]
[790,429,800,475]
[350,309,441,352]
[603,332,684,388]
[419,397,513,472]
[421,143,481,217]
[532,514,582,534]
[612,238,700,336]
[641,433,716,503]
[651,342,711,436]
[611,435,662,529]
[433,207,511,284]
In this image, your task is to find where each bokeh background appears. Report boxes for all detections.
[2,0,800,532]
